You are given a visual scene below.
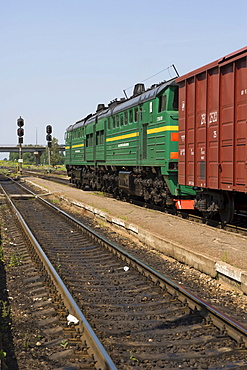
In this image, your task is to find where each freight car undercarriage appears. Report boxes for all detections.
[194,189,235,223]
[67,165,175,208]
[194,189,247,223]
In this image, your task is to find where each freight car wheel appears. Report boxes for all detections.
[219,192,235,224]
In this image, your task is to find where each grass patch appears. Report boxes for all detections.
[117,215,129,222]
[222,251,228,263]
[8,253,22,267]
[51,198,60,205]
[98,220,106,228]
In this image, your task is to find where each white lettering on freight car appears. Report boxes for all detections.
[241,89,247,95]
[182,101,185,111]
[200,147,205,160]
[180,149,185,156]
[209,111,218,123]
[213,130,217,138]
[188,181,194,186]
[201,114,206,125]
[181,134,185,142]
[200,148,205,155]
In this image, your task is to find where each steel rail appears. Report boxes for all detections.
[11,178,247,348]
[0,183,117,370]
[4,177,247,349]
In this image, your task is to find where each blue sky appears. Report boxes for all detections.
[1,0,246,158]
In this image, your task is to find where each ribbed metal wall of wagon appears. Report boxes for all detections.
[177,46,247,223]
[65,78,195,210]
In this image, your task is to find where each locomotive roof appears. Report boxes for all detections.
[66,78,177,132]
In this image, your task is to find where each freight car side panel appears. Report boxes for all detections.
[219,57,247,192]
[178,81,186,185]
[220,63,234,189]
[178,79,195,187]
[177,47,247,193]
[195,72,207,188]
[235,57,247,191]
[207,68,219,189]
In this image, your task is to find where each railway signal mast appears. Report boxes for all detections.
[46,125,52,172]
[17,116,24,174]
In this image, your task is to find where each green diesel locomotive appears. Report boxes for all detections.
[65,78,195,209]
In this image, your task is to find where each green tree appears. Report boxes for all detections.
[40,137,64,167]
[9,147,35,165]
[50,137,65,166]
[23,152,35,165]
[9,152,19,162]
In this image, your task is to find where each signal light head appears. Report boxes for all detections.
[17,116,24,127]
[17,127,24,137]
[46,125,52,134]
[46,134,52,142]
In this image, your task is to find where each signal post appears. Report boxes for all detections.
[46,125,52,172]
[17,116,24,174]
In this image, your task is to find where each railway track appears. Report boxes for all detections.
[20,168,247,237]
[0,176,114,369]
[3,166,247,237]
[1,175,247,368]
[22,168,72,187]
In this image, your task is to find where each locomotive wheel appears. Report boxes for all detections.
[218,192,234,224]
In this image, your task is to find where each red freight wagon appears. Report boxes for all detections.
[177,47,247,223]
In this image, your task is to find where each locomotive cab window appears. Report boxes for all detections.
[158,94,167,112]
